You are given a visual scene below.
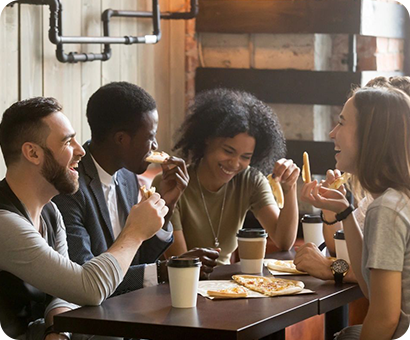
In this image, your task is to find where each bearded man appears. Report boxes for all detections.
[0,97,167,340]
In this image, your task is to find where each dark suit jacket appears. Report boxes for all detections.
[53,142,172,296]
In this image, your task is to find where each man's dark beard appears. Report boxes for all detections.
[40,147,78,194]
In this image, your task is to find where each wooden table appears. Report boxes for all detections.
[54,252,362,340]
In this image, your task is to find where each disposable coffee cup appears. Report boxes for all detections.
[237,228,268,274]
[167,257,201,308]
[334,230,350,263]
[301,214,325,247]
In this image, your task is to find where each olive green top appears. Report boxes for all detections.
[153,166,276,264]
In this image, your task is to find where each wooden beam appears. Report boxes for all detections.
[196,0,408,39]
[195,68,404,106]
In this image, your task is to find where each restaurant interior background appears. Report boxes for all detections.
[0,0,409,339]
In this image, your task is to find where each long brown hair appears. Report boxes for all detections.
[353,87,410,196]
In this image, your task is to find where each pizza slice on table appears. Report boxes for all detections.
[266,259,307,275]
[232,275,304,297]
[207,286,248,298]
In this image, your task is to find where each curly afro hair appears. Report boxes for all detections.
[173,88,286,175]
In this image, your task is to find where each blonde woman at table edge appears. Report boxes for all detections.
[153,88,300,265]
[301,86,410,340]
[295,76,410,286]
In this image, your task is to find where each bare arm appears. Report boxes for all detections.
[164,229,188,258]
[360,270,401,340]
[300,181,366,290]
[321,169,348,256]
[342,212,367,295]
[322,214,341,256]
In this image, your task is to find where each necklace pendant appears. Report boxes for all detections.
[214,238,220,247]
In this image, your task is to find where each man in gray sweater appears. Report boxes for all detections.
[0,97,167,340]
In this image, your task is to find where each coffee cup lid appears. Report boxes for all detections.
[166,257,201,268]
[237,228,268,238]
[334,229,345,240]
[301,214,322,223]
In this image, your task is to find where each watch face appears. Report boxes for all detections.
[332,259,349,274]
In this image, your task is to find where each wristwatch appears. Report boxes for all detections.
[330,259,349,284]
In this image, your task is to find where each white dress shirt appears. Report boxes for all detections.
[91,156,172,286]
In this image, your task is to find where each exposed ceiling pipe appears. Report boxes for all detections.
[8,0,198,63]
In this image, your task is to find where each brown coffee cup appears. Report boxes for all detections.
[237,229,268,274]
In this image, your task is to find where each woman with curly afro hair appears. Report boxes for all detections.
[153,88,300,264]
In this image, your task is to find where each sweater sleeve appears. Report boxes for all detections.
[0,210,123,306]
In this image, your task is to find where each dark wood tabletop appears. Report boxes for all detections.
[54,251,363,340]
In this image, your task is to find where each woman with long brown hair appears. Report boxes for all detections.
[302,86,410,339]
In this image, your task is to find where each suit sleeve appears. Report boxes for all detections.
[53,190,95,265]
[53,188,172,295]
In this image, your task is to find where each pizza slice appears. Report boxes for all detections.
[207,286,248,298]
[140,185,156,199]
[232,275,304,297]
[267,174,284,209]
[266,259,307,275]
[145,151,170,164]
[328,173,351,190]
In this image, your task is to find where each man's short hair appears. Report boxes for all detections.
[86,82,157,143]
[0,97,62,166]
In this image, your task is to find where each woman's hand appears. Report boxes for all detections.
[272,158,300,194]
[301,180,350,213]
[322,169,347,194]
[320,169,347,220]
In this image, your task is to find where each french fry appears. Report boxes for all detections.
[267,174,284,209]
[302,151,312,183]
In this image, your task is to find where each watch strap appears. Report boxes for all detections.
[333,271,344,285]
[335,204,354,222]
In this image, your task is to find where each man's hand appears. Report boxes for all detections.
[159,157,189,210]
[124,193,169,243]
[272,158,300,194]
[180,247,220,280]
[294,243,334,280]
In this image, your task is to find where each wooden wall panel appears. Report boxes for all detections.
[0,5,19,178]
[120,0,139,84]
[20,4,43,100]
[0,5,18,108]
[102,0,121,83]
[137,0,173,152]
[42,0,82,138]
[169,0,188,145]
[153,0,171,153]
[80,0,102,143]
